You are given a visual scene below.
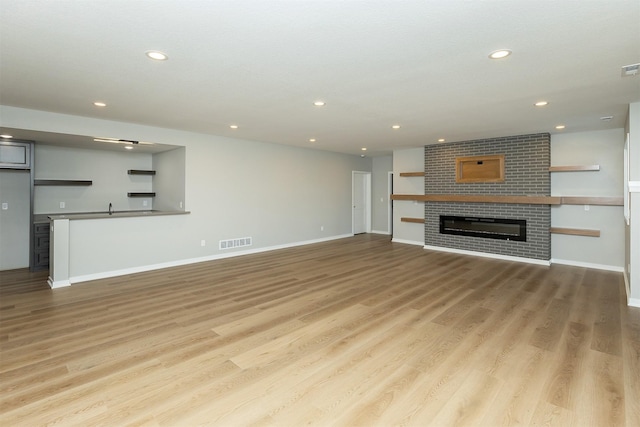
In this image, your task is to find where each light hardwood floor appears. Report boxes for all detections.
[1,234,638,426]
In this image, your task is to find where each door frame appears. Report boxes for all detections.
[388,171,394,236]
[352,171,371,235]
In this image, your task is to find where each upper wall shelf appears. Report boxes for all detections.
[399,172,424,177]
[548,165,600,172]
[128,192,156,197]
[128,169,156,175]
[34,179,92,186]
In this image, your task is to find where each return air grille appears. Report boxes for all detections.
[219,237,252,250]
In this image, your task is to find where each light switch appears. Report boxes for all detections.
[1,202,8,210]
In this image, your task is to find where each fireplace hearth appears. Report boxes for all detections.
[439,215,526,241]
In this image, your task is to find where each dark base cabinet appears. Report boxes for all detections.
[33,222,50,271]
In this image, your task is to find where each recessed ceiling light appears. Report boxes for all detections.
[313,101,326,107]
[555,125,565,130]
[124,146,133,150]
[0,134,13,139]
[145,50,168,61]
[438,138,445,142]
[361,147,367,151]
[489,49,512,59]
[392,125,401,129]
[309,138,316,142]
[534,101,549,107]
[93,102,106,107]
[229,125,238,129]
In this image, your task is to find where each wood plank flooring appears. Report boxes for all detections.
[1,234,638,426]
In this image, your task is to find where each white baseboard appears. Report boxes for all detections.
[629,298,640,308]
[371,230,391,235]
[48,276,70,289]
[423,245,551,266]
[69,234,354,285]
[550,258,624,273]
[391,238,424,246]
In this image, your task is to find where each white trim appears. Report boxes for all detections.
[550,258,624,272]
[67,234,353,285]
[424,245,551,266]
[629,298,640,308]
[624,270,631,302]
[630,181,640,192]
[391,238,424,246]
[371,230,391,235]
[48,276,70,289]
[388,171,394,235]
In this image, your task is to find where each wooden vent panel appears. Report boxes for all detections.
[456,154,505,183]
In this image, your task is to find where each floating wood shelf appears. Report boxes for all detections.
[399,172,425,177]
[390,194,623,206]
[127,192,156,197]
[128,169,156,175]
[559,196,622,206]
[549,165,600,172]
[391,194,560,205]
[550,227,600,237]
[34,179,92,186]
[400,217,425,224]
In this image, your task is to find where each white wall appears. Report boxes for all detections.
[153,147,186,212]
[550,129,625,270]
[1,106,370,281]
[0,170,30,270]
[34,144,153,214]
[371,156,392,234]
[392,147,424,245]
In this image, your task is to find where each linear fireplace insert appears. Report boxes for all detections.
[439,215,526,241]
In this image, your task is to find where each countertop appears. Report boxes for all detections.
[35,210,190,222]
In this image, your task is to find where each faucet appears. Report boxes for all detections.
[108,202,113,215]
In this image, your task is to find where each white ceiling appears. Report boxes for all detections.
[1,0,639,156]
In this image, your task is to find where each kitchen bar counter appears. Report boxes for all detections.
[37,210,189,222]
[49,210,190,220]
[47,210,190,288]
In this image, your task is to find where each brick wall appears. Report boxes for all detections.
[424,133,550,260]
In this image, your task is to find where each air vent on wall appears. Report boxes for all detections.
[219,237,252,250]
[621,63,639,77]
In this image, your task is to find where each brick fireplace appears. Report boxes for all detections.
[424,133,550,261]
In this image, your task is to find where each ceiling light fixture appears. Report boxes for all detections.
[229,125,238,129]
[124,146,133,150]
[534,101,549,107]
[438,138,445,142]
[313,101,326,107]
[309,138,316,142]
[392,125,401,129]
[555,125,566,130]
[0,134,13,139]
[489,49,512,59]
[361,148,367,151]
[145,50,168,61]
[93,101,106,107]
